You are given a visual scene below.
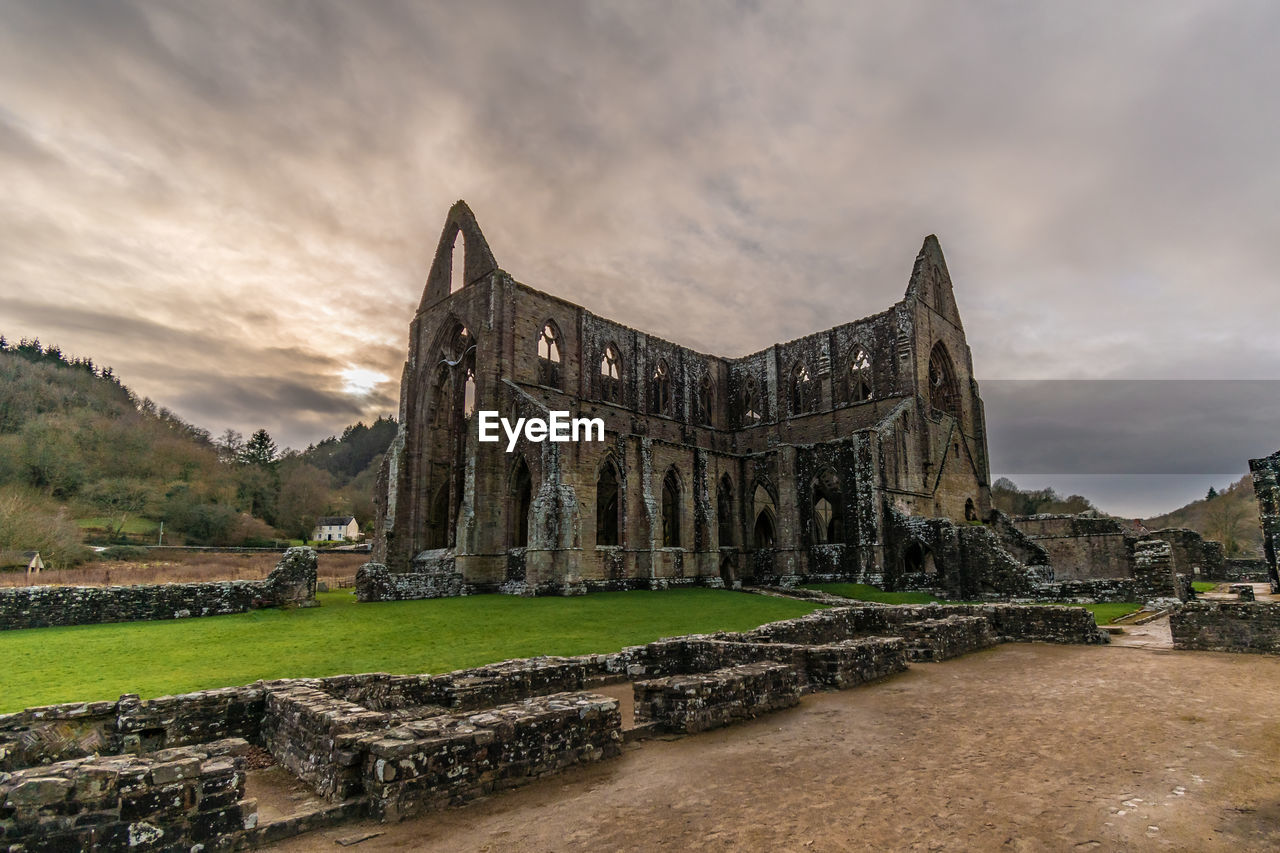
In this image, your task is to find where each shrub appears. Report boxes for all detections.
[100,545,148,561]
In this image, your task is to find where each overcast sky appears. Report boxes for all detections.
[2,1,1277,517]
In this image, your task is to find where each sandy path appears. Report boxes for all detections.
[270,644,1280,852]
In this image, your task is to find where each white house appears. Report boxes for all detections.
[312,516,360,542]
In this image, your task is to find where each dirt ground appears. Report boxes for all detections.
[268,643,1280,852]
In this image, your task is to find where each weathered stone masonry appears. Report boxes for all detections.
[373,201,995,598]
[1171,600,1280,654]
[0,547,318,631]
[1248,448,1280,592]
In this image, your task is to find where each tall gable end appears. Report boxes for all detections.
[905,235,963,330]
[418,200,500,312]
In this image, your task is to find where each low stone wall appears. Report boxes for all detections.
[634,662,802,734]
[1170,601,1280,654]
[0,738,257,852]
[360,692,621,821]
[1029,578,1140,603]
[356,559,461,601]
[897,616,998,662]
[0,685,266,773]
[1208,558,1272,584]
[732,603,1105,647]
[0,547,317,631]
[261,684,399,801]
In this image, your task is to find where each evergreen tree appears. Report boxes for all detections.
[1206,486,1218,500]
[240,429,278,467]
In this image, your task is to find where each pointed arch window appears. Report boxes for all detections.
[450,229,466,294]
[928,341,961,418]
[651,359,672,416]
[752,483,776,548]
[662,468,681,547]
[510,457,532,548]
[790,362,812,415]
[538,321,563,388]
[742,377,762,426]
[599,343,622,403]
[847,348,872,403]
[717,474,734,547]
[811,469,844,545]
[596,461,620,546]
[696,373,714,426]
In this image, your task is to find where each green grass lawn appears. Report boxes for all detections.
[1191,581,1218,593]
[76,516,160,534]
[0,590,821,712]
[803,583,943,605]
[803,583,1141,625]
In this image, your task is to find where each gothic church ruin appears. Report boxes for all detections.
[371,201,997,597]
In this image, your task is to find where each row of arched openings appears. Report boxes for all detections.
[500,462,796,552]
[540,325,719,426]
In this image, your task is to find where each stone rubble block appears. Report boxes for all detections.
[360,691,621,821]
[634,662,802,734]
[0,739,254,852]
[1171,600,1280,653]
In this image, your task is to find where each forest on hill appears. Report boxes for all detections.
[993,474,1262,557]
[0,336,396,567]
[1143,474,1261,557]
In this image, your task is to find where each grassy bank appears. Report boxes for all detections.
[0,589,821,712]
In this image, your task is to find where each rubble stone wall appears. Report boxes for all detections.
[360,692,621,821]
[260,684,396,801]
[0,547,317,631]
[0,738,257,852]
[634,662,802,733]
[1171,601,1280,654]
[0,686,266,773]
[1209,558,1272,583]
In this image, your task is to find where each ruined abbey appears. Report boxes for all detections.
[371,201,994,596]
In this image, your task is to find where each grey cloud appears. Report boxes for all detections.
[1,0,1278,513]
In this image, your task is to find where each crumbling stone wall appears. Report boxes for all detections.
[1008,514,1134,580]
[1211,558,1272,583]
[0,547,317,631]
[360,692,621,821]
[1144,528,1225,579]
[1248,449,1280,592]
[0,738,257,852]
[1129,538,1181,602]
[0,686,266,773]
[1171,601,1280,654]
[634,662,801,733]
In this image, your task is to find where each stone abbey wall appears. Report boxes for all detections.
[376,202,995,598]
[0,547,317,631]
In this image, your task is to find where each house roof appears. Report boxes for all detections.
[316,516,356,526]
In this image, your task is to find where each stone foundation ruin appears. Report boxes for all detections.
[0,602,1103,850]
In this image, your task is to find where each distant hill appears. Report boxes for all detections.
[1144,474,1261,557]
[0,335,395,561]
